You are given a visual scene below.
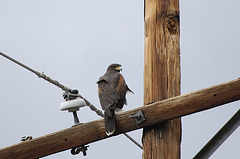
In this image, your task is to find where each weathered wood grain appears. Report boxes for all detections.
[143,0,181,158]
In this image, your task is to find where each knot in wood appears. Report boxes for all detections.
[166,14,179,35]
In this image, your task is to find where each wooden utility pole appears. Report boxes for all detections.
[143,0,181,159]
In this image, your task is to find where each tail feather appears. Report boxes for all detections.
[104,111,115,136]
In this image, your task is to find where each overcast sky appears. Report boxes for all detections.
[0,0,239,159]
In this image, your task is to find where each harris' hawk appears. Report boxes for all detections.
[97,64,133,136]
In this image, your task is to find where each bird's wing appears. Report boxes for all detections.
[115,74,127,98]
[114,74,129,108]
[97,74,121,115]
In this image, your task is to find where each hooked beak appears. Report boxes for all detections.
[115,65,122,71]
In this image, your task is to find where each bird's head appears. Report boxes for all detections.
[107,63,122,72]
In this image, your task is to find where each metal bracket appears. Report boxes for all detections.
[72,111,81,126]
[21,136,33,141]
[71,145,89,156]
[129,110,146,124]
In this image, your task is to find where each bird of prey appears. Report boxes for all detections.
[97,63,133,136]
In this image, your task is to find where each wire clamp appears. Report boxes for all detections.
[129,110,145,124]
[71,145,89,156]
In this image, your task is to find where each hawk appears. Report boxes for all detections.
[97,64,133,136]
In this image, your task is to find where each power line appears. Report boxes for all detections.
[0,51,143,150]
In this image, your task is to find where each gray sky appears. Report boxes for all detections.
[0,0,239,159]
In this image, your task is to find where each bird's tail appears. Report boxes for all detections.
[104,110,115,136]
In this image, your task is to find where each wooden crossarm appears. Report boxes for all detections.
[1,78,240,159]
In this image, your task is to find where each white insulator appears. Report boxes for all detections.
[60,98,86,112]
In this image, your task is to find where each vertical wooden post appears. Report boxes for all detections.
[143,0,181,159]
